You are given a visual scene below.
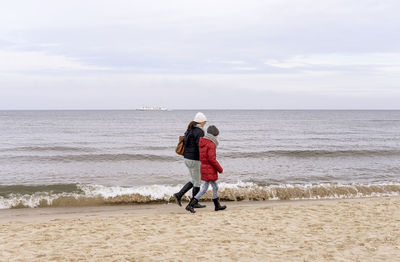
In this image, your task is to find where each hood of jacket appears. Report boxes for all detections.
[199,134,218,149]
[204,133,219,147]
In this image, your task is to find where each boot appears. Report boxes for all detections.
[173,182,193,206]
[192,187,206,208]
[213,198,226,211]
[185,198,198,213]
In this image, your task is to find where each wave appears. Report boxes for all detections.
[122,146,172,151]
[4,149,399,163]
[5,153,179,162]
[0,184,82,197]
[0,146,95,152]
[1,182,400,209]
[221,149,400,158]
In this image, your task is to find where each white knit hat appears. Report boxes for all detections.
[194,112,207,123]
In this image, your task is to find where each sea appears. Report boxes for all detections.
[1,110,399,209]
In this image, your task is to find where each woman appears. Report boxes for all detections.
[174,112,207,209]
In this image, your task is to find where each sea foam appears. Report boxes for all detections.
[1,182,400,209]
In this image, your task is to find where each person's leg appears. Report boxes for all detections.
[191,160,206,208]
[195,181,210,200]
[186,181,210,213]
[211,181,226,211]
[173,159,194,206]
[190,160,201,188]
[210,181,219,199]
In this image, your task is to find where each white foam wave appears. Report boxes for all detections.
[78,184,184,200]
[0,192,81,209]
[1,181,400,209]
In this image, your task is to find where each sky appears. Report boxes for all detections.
[0,0,399,109]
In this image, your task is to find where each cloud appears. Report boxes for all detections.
[0,1,399,109]
[207,60,247,65]
[0,50,111,72]
[264,53,400,74]
[232,67,257,71]
[1,0,400,73]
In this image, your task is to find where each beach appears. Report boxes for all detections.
[1,197,399,262]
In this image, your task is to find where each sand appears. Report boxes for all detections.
[1,197,399,262]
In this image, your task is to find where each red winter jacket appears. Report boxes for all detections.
[199,137,223,181]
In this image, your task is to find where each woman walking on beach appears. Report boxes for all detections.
[174,112,207,209]
[186,125,226,213]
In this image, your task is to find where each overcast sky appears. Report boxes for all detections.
[1,0,399,109]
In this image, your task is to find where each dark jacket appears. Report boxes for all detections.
[183,127,204,160]
[199,137,223,181]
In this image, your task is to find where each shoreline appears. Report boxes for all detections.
[0,198,307,223]
[1,196,400,261]
[0,196,394,223]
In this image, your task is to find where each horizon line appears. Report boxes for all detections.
[1,108,399,111]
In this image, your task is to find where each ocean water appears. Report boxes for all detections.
[1,110,400,208]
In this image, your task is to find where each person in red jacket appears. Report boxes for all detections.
[186,125,226,213]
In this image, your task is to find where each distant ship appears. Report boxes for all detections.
[136,106,168,111]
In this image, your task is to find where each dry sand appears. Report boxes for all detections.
[1,197,399,262]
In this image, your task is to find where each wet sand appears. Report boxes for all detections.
[1,197,400,261]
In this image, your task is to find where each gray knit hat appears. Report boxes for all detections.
[207,125,219,136]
